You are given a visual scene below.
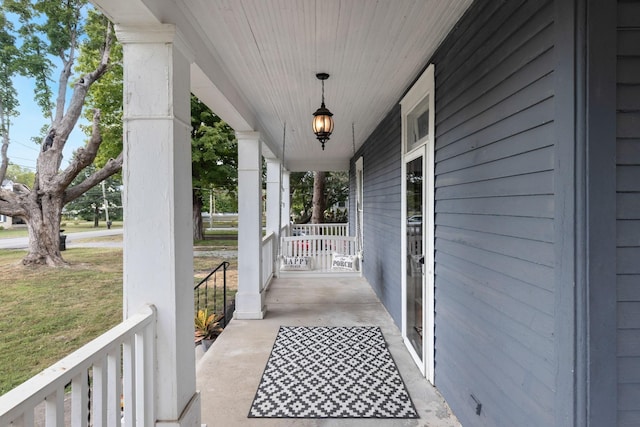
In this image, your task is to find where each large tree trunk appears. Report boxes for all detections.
[193,190,204,241]
[22,194,65,266]
[311,171,326,224]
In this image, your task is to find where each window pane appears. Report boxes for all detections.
[417,108,429,140]
[406,95,430,152]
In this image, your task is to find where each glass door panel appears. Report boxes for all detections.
[405,156,423,360]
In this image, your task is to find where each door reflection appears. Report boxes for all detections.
[406,157,423,359]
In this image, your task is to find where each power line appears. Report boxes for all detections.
[9,156,36,164]
[12,141,39,152]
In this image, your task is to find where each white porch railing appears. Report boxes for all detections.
[289,223,348,237]
[280,234,360,275]
[0,305,156,427]
[261,231,276,291]
[278,224,359,276]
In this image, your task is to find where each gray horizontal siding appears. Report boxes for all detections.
[351,105,403,325]
[430,0,557,425]
[617,1,640,425]
[436,213,554,242]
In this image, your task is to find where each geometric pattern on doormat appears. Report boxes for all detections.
[248,326,419,418]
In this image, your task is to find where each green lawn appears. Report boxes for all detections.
[0,247,235,395]
[0,248,123,394]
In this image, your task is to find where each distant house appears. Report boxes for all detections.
[0,180,13,229]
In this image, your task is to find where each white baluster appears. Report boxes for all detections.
[71,370,89,427]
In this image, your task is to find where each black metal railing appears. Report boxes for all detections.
[194,261,233,328]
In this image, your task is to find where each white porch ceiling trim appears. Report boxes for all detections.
[91,0,472,171]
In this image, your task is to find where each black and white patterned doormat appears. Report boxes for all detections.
[248,326,419,418]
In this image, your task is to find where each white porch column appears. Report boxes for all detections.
[117,25,200,426]
[236,132,266,319]
[281,170,291,228]
[266,158,282,278]
[265,158,282,235]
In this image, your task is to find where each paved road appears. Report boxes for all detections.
[0,228,124,250]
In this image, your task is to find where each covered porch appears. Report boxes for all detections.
[0,0,474,425]
[196,275,458,427]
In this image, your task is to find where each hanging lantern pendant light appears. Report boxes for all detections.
[312,73,334,150]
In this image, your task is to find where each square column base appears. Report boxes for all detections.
[156,392,201,426]
[234,292,266,319]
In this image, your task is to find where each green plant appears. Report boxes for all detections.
[194,309,222,343]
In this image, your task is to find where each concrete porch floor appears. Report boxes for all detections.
[196,276,460,427]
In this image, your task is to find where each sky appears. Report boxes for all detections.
[9,74,87,172]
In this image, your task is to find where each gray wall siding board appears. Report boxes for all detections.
[436,226,555,267]
[437,73,555,146]
[436,239,554,293]
[619,358,640,383]
[435,281,554,427]
[437,35,555,131]
[619,30,640,56]
[435,194,555,218]
[618,1,640,27]
[618,166,640,191]
[436,124,554,174]
[435,171,554,200]
[350,105,403,326]
[617,1,640,423]
[618,275,640,301]
[437,251,555,319]
[437,92,555,150]
[617,220,640,247]
[435,97,555,158]
[618,112,640,138]
[437,54,554,137]
[618,139,640,163]
[436,213,555,243]
[619,385,640,411]
[436,146,554,188]
[619,301,640,328]
[617,58,640,84]
[432,0,522,88]
[619,411,640,427]
[618,85,640,111]
[430,1,558,424]
[436,0,551,108]
[618,194,640,219]
[618,330,640,356]
[618,248,640,275]
[436,273,555,387]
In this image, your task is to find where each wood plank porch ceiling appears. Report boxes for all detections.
[97,0,472,171]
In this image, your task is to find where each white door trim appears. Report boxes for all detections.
[355,156,364,260]
[400,63,435,384]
